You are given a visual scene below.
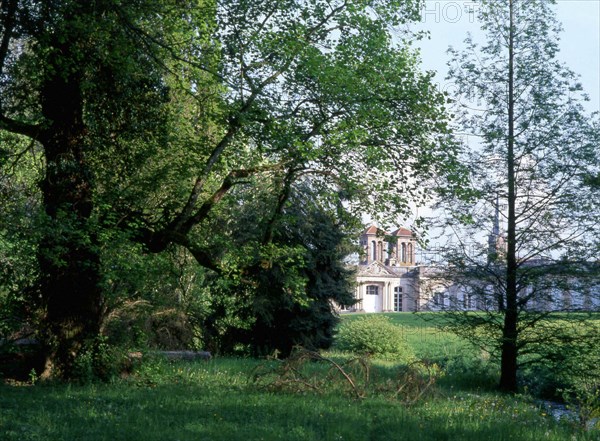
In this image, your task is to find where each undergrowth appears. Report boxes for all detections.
[251,347,442,404]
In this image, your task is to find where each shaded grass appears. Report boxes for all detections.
[1,313,598,440]
[1,356,598,441]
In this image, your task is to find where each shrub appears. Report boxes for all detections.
[72,336,127,383]
[520,320,600,401]
[335,316,414,362]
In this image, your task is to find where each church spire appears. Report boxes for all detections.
[493,193,500,236]
[488,194,501,264]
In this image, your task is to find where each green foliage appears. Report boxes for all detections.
[0,0,465,379]
[196,184,359,357]
[71,336,128,383]
[431,0,600,392]
[100,240,211,352]
[335,316,415,362]
[246,195,358,357]
[519,318,600,404]
[562,379,600,431]
[0,133,42,342]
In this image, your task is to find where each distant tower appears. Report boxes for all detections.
[487,194,507,311]
[360,225,385,264]
[487,194,505,264]
[359,225,416,266]
[390,227,415,266]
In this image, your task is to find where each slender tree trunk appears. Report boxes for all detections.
[500,0,519,393]
[37,48,102,379]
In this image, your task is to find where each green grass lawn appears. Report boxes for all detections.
[338,313,491,389]
[1,313,598,441]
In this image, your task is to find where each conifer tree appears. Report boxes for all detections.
[432,0,600,392]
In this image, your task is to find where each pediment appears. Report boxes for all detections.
[359,261,395,276]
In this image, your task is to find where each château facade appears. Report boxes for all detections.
[351,226,421,313]
[347,225,600,313]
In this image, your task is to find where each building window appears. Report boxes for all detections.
[407,243,413,264]
[433,291,444,308]
[401,243,407,263]
[394,286,403,312]
[366,285,379,296]
[371,241,376,261]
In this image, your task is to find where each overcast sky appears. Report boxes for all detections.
[411,0,600,114]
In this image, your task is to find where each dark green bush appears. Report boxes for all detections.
[72,336,127,383]
[335,316,414,362]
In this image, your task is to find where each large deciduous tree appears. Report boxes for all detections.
[429,0,600,392]
[1,0,461,378]
[0,0,214,377]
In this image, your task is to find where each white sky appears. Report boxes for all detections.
[365,2,599,232]
[393,1,600,257]
[411,0,600,114]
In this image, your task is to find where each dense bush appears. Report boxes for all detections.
[198,186,359,357]
[519,320,600,400]
[71,336,128,383]
[335,316,415,362]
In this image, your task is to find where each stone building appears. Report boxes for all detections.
[347,225,600,313]
[351,226,421,313]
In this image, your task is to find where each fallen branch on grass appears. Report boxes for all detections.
[251,347,442,404]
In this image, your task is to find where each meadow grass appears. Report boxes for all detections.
[336,313,496,391]
[1,313,598,441]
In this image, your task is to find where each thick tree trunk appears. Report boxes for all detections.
[37,56,103,379]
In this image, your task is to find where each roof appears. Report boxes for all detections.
[362,225,413,237]
[391,227,413,237]
[362,225,385,235]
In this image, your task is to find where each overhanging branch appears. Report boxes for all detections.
[0,114,42,140]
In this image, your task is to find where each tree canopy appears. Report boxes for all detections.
[0,0,462,377]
